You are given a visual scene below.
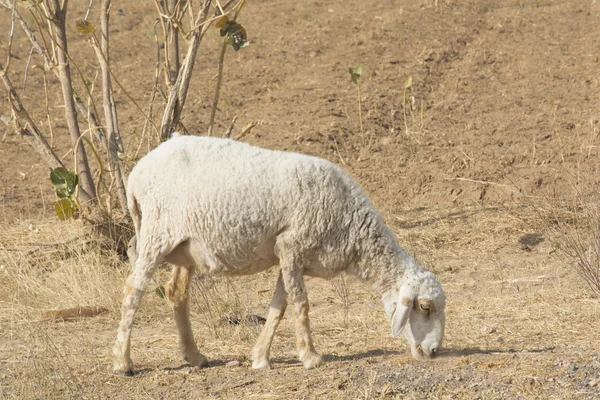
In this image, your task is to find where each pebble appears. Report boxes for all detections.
[226,360,241,368]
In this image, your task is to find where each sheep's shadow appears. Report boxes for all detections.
[438,346,555,358]
[121,367,153,376]
[394,206,501,229]
[324,349,403,362]
[163,349,405,371]
[158,346,556,373]
[268,349,404,367]
[163,359,232,371]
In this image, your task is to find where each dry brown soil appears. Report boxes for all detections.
[1,0,600,399]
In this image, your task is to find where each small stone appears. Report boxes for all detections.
[587,379,598,387]
[226,360,241,368]
[483,326,497,334]
[568,363,578,372]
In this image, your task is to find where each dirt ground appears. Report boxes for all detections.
[1,0,600,399]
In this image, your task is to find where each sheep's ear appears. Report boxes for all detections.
[391,286,414,337]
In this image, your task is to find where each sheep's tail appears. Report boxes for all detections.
[127,189,141,239]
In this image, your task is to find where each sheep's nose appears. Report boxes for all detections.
[429,347,438,358]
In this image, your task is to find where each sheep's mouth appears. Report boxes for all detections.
[415,344,438,359]
[416,344,425,357]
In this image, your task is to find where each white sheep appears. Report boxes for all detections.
[113,134,446,375]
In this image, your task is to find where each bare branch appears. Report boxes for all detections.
[166,0,182,86]
[0,61,94,203]
[46,0,97,200]
[160,0,213,140]
[91,0,128,214]
[1,3,53,70]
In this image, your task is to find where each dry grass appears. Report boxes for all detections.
[1,204,599,399]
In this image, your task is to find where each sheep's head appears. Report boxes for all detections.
[390,272,446,360]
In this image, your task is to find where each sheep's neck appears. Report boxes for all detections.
[347,214,420,297]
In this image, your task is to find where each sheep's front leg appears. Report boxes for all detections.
[165,266,208,368]
[113,254,158,375]
[280,256,323,369]
[252,271,287,369]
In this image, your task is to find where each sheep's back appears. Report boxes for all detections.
[127,136,370,271]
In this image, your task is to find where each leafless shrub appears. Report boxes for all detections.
[332,273,350,327]
[546,194,600,299]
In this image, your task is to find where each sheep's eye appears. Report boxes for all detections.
[419,303,430,312]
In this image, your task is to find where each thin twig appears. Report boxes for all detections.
[208,0,246,136]
[333,137,347,166]
[208,39,228,136]
[234,121,256,141]
[447,177,513,189]
[22,47,34,93]
[40,68,55,148]
[223,115,237,138]
[137,20,163,158]
[84,0,94,19]
[5,1,16,71]
[357,81,364,146]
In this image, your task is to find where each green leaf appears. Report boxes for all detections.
[220,21,233,37]
[54,199,76,220]
[76,19,96,35]
[51,167,79,199]
[65,172,79,196]
[55,187,70,199]
[155,285,166,298]
[215,15,230,29]
[50,167,69,186]
[354,64,363,77]
[349,64,363,84]
[404,75,413,89]
[222,21,248,50]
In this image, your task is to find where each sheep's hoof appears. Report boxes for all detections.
[251,359,271,370]
[301,353,323,369]
[113,357,134,376]
[184,352,209,368]
[113,362,134,376]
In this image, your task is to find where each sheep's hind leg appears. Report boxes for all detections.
[113,252,160,375]
[280,253,323,369]
[252,271,287,369]
[165,266,208,368]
